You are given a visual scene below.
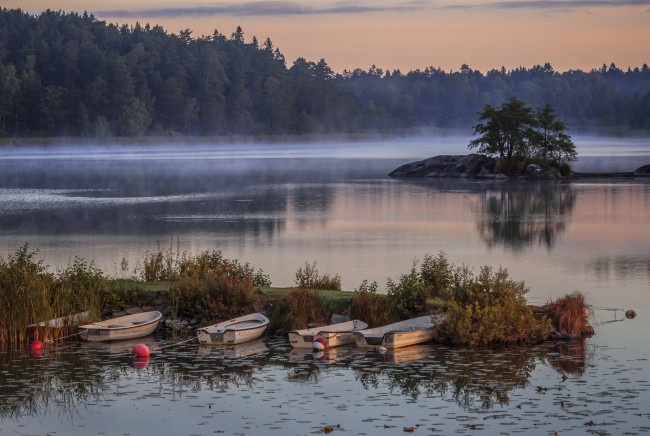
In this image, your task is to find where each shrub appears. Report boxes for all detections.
[100,281,152,311]
[386,263,428,319]
[294,261,341,291]
[420,251,454,298]
[142,245,272,288]
[171,267,259,323]
[435,265,552,346]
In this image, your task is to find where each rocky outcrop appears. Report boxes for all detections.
[636,164,650,176]
[389,154,499,179]
[389,154,561,180]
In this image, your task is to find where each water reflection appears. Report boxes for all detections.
[476,183,575,251]
[0,337,593,422]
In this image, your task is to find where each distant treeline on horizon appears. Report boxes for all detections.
[0,8,648,138]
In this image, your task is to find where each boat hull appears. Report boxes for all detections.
[354,315,443,349]
[196,313,269,345]
[78,311,162,342]
[288,319,368,349]
[27,311,92,341]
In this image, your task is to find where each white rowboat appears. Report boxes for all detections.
[78,311,162,342]
[353,315,444,349]
[196,313,270,345]
[288,319,368,349]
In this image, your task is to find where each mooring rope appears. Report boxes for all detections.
[41,331,81,344]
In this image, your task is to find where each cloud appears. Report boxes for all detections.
[97,1,419,18]
[97,0,650,18]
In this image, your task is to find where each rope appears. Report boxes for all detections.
[590,307,626,312]
[151,335,197,351]
[41,331,81,344]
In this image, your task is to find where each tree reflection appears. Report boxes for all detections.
[476,182,575,251]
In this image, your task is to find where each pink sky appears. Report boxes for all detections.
[7,0,649,73]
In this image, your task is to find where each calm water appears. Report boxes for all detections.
[1,136,650,435]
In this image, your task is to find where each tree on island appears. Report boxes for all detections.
[468,97,577,174]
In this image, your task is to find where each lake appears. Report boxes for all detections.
[1,136,649,435]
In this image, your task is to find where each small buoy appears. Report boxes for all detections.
[30,340,44,352]
[132,356,150,369]
[375,346,387,353]
[312,351,326,361]
[30,340,44,358]
[132,343,150,358]
[625,310,637,319]
[312,338,327,352]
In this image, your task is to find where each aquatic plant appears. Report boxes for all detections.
[294,261,342,291]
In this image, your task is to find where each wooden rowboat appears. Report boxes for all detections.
[353,315,444,349]
[27,311,92,340]
[78,311,162,342]
[288,319,368,349]
[196,313,270,345]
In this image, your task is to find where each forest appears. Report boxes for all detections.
[0,7,649,138]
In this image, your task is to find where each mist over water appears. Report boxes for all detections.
[0,136,649,303]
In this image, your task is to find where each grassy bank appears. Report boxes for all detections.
[1,244,591,348]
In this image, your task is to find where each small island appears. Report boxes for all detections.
[390,97,650,180]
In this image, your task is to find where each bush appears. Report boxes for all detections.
[386,263,428,319]
[420,251,454,298]
[350,280,395,327]
[142,245,272,287]
[171,267,260,323]
[435,265,552,346]
[294,261,341,291]
[100,281,152,311]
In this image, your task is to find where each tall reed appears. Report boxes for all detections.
[0,246,105,346]
[0,245,53,345]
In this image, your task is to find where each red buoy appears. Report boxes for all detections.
[29,340,44,358]
[132,356,150,369]
[132,343,150,358]
[312,338,327,352]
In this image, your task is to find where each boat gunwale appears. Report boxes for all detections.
[78,311,162,331]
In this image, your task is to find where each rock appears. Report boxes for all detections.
[389,154,496,179]
[125,307,143,315]
[390,154,573,180]
[635,164,650,176]
[330,313,349,324]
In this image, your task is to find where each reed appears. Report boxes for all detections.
[546,291,591,335]
[0,246,53,345]
[349,280,396,327]
[283,288,329,330]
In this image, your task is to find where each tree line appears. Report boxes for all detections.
[0,8,648,138]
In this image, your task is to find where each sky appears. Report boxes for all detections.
[5,0,650,74]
